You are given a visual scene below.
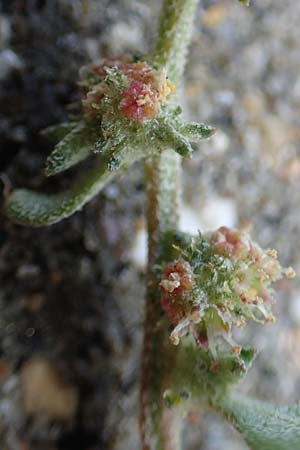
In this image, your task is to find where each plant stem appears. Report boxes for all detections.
[141,151,181,450]
[155,0,199,85]
[140,1,199,449]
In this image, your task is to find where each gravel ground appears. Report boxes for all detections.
[0,1,300,449]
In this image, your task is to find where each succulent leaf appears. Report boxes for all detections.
[6,134,151,227]
[179,122,216,141]
[6,157,114,226]
[45,122,99,177]
[217,393,300,450]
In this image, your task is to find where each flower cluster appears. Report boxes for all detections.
[72,56,214,174]
[7,54,215,228]
[160,227,295,357]
[81,57,174,123]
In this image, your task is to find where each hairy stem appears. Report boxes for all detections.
[140,1,199,449]
[140,152,181,450]
[155,0,199,85]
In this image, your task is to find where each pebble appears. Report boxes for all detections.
[20,359,78,421]
[0,49,23,80]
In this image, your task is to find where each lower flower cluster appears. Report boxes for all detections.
[160,227,295,357]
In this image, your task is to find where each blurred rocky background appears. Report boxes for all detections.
[0,0,300,449]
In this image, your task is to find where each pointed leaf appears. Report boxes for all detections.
[41,122,78,144]
[45,122,99,177]
[216,393,300,450]
[179,122,216,141]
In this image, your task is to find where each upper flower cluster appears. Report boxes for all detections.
[160,227,295,358]
[73,56,215,172]
[81,57,174,123]
[5,54,215,227]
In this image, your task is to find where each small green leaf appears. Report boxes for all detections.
[156,119,193,157]
[179,122,216,141]
[239,0,250,5]
[107,139,133,171]
[94,133,125,156]
[6,157,114,227]
[45,122,99,177]
[94,135,135,171]
[216,393,300,450]
[40,122,78,144]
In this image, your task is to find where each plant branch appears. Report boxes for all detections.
[140,1,199,449]
[140,151,181,450]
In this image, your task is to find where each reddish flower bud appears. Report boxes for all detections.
[120,80,160,121]
[160,260,196,326]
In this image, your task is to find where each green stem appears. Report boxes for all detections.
[155,0,199,85]
[140,1,199,449]
[140,152,181,450]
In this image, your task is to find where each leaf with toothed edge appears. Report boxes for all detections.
[45,122,100,177]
